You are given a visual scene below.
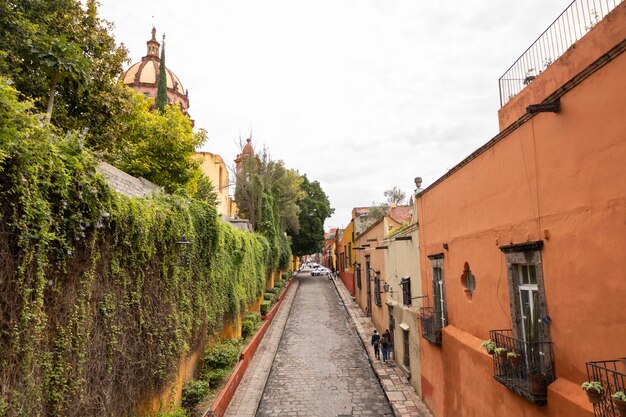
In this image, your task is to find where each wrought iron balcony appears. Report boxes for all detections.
[489,329,555,405]
[499,0,622,106]
[419,307,446,346]
[586,358,626,417]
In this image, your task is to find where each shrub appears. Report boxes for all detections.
[181,380,210,409]
[282,272,292,280]
[260,301,271,316]
[205,368,230,389]
[264,293,276,302]
[265,288,278,294]
[157,407,188,417]
[241,319,255,338]
[244,312,261,324]
[202,341,240,370]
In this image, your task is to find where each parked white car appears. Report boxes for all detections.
[312,266,330,277]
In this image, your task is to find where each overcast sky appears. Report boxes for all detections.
[98,0,569,230]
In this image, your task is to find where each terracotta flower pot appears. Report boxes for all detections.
[585,388,603,405]
[530,373,547,397]
[509,354,522,368]
[613,397,626,417]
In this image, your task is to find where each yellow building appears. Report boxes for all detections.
[195,151,237,218]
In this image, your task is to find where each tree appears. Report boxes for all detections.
[234,147,302,232]
[384,186,406,205]
[0,0,129,139]
[288,175,334,257]
[31,36,89,122]
[111,90,207,192]
[155,35,168,113]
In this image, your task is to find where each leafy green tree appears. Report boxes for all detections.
[0,0,129,140]
[110,90,207,192]
[234,147,302,232]
[288,175,334,257]
[31,35,89,122]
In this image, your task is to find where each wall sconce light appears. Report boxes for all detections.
[443,243,449,250]
[176,233,192,267]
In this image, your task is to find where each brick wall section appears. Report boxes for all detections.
[96,161,161,198]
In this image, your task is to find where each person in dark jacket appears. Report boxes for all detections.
[380,329,391,363]
[371,329,380,359]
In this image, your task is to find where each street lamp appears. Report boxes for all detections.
[175,233,192,267]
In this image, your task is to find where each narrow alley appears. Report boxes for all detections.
[256,271,393,417]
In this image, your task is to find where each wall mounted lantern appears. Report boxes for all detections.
[176,233,192,267]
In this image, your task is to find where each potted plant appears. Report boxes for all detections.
[581,381,604,405]
[612,391,626,417]
[494,347,508,360]
[480,339,496,355]
[507,351,522,368]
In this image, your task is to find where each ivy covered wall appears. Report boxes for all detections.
[0,79,274,416]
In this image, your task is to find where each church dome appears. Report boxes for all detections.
[122,60,186,96]
[121,27,190,113]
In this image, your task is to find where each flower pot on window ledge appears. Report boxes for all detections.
[612,393,626,417]
[507,352,522,368]
[581,385,603,405]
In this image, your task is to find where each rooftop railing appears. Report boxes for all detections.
[499,0,623,106]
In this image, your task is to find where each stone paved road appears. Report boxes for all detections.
[256,272,393,417]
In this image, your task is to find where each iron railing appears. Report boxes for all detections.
[419,307,446,346]
[499,0,623,106]
[586,358,626,417]
[490,329,555,405]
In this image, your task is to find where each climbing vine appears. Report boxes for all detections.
[0,79,269,417]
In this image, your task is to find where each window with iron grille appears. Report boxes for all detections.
[374,274,381,306]
[356,263,361,289]
[400,276,411,306]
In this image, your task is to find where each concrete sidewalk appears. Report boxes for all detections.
[331,277,433,417]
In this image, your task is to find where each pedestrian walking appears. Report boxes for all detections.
[371,329,380,360]
[380,329,391,363]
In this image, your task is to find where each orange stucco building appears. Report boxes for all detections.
[415,3,626,417]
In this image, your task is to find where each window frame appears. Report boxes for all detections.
[400,276,412,306]
[374,273,381,306]
[499,241,550,344]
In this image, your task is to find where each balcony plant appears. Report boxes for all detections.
[507,351,522,368]
[612,391,626,416]
[494,347,508,360]
[581,381,604,405]
[480,339,496,355]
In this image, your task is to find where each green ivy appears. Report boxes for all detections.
[0,79,271,417]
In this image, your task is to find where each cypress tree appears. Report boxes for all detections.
[155,34,168,112]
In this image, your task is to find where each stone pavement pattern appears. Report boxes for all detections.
[256,273,393,417]
[332,278,433,417]
[223,278,301,417]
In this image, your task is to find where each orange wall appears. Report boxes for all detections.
[416,26,626,417]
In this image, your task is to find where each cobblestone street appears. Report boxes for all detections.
[256,272,393,417]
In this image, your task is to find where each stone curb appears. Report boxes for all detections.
[218,276,300,417]
[206,278,300,417]
[331,277,433,417]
